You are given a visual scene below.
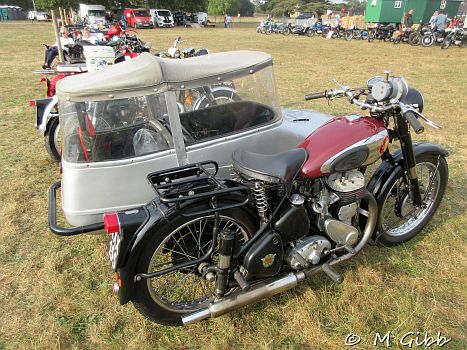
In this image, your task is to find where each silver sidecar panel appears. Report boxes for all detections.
[60,108,330,226]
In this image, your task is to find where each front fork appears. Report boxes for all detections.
[396,117,423,206]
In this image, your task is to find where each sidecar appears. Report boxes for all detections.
[51,51,330,232]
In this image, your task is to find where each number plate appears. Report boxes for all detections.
[108,232,122,271]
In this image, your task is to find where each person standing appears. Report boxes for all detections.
[429,11,438,30]
[226,14,231,28]
[404,9,414,29]
[435,11,448,32]
[224,14,227,28]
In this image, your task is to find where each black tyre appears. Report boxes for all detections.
[441,37,451,49]
[408,32,421,46]
[421,34,435,47]
[307,29,315,37]
[368,29,376,42]
[393,36,401,44]
[353,29,362,39]
[375,154,448,246]
[44,116,61,163]
[283,27,290,36]
[132,204,257,325]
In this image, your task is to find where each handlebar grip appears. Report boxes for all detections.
[404,111,424,134]
[305,91,327,101]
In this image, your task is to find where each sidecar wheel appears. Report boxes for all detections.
[44,117,61,163]
[132,205,257,325]
[375,154,448,246]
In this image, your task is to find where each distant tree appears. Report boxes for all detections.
[208,0,232,16]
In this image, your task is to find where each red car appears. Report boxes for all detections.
[123,8,153,29]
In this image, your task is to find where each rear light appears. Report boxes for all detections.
[28,99,36,107]
[104,212,120,235]
[39,77,48,83]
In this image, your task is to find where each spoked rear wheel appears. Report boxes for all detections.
[132,205,257,325]
[375,154,448,246]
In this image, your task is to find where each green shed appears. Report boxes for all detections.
[365,0,463,24]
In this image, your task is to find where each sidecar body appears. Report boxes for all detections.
[52,51,330,229]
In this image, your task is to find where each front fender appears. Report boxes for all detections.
[367,141,449,204]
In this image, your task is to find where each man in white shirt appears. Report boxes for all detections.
[43,26,75,69]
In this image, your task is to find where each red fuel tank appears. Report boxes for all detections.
[298,115,388,179]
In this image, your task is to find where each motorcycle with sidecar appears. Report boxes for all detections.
[48,51,330,231]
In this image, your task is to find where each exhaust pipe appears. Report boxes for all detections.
[183,271,307,325]
[182,190,378,325]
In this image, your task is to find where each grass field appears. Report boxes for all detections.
[0,22,466,349]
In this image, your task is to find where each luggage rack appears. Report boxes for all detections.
[148,161,251,216]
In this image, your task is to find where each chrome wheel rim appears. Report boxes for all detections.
[380,161,441,237]
[146,215,249,312]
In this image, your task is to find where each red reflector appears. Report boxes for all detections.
[40,77,47,83]
[28,99,36,107]
[380,136,390,154]
[104,212,120,235]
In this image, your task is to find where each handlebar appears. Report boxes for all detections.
[305,86,441,133]
[403,110,425,134]
[305,91,327,100]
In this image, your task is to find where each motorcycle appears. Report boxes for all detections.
[101,72,448,325]
[307,21,327,37]
[344,25,366,41]
[421,29,446,47]
[368,23,396,42]
[155,36,209,59]
[441,27,467,49]
[407,22,430,46]
[286,23,312,36]
[392,27,413,44]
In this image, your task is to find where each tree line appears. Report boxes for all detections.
[4,0,365,17]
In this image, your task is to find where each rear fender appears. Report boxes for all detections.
[116,192,255,305]
[35,95,58,133]
[367,141,449,207]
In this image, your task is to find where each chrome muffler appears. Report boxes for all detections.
[182,190,378,325]
[182,271,307,325]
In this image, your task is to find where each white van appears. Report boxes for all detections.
[195,12,208,24]
[150,9,174,27]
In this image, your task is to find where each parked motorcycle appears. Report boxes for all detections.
[441,27,467,49]
[102,72,448,325]
[421,29,446,47]
[392,27,413,45]
[307,21,327,37]
[407,22,430,46]
[286,23,312,36]
[368,23,396,42]
[155,37,209,59]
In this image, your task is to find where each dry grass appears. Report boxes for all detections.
[0,21,466,350]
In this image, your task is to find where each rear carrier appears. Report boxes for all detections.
[148,161,251,216]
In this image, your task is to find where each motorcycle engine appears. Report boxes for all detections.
[285,236,331,269]
[324,170,364,246]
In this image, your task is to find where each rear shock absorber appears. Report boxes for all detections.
[253,181,268,221]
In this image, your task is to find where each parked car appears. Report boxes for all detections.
[123,8,153,29]
[150,9,174,27]
[36,12,51,21]
[48,51,330,231]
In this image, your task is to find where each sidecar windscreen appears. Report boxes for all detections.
[57,51,281,163]
[60,94,174,163]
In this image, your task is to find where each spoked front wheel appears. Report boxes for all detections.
[132,205,257,325]
[375,154,448,246]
